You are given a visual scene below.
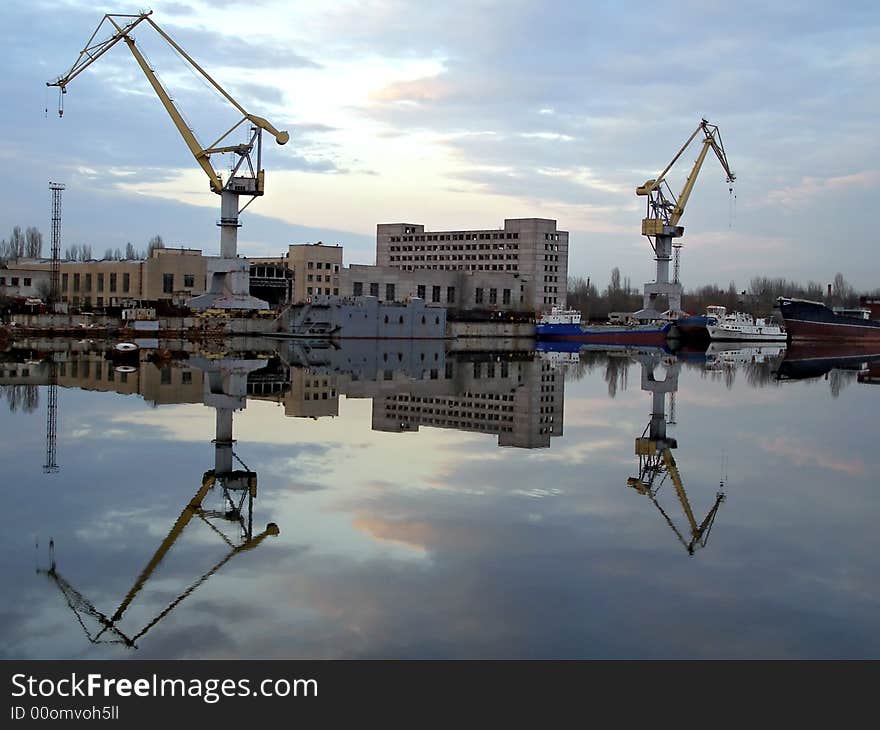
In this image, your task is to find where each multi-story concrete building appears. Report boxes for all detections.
[376,218,568,311]
[288,243,343,302]
[6,248,206,309]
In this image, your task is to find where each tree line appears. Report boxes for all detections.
[0,228,166,262]
[568,268,868,320]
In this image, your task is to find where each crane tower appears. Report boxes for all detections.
[635,119,735,319]
[47,12,290,311]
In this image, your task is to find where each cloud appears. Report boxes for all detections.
[765,171,880,209]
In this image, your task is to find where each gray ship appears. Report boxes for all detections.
[280,295,448,339]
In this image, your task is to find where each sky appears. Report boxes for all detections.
[1,0,878,289]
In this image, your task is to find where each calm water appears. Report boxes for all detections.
[1,338,878,659]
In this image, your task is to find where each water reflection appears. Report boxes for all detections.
[1,336,878,657]
[625,350,725,555]
[32,352,279,649]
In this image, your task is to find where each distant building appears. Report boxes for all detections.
[6,248,206,308]
[376,218,568,311]
[0,264,51,300]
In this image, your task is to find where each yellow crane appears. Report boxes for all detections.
[47,11,290,310]
[635,119,735,317]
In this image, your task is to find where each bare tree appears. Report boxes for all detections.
[25,227,43,258]
[8,226,25,259]
[147,234,165,257]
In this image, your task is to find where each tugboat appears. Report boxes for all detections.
[535,306,672,346]
[778,297,880,342]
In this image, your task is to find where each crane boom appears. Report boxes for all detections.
[636,119,735,233]
[47,11,289,195]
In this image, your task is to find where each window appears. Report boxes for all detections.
[62,273,68,291]
[307,287,313,295]
[489,288,497,304]
[24,277,31,287]
[97,273,104,291]
[184,274,195,288]
[182,371,192,384]
[163,273,174,293]
[417,285,426,300]
[503,288,511,305]
[73,273,80,292]
[122,273,130,293]
[307,262,314,269]
[475,287,484,304]
[85,274,92,292]
[370,282,379,297]
[386,283,395,301]
[109,273,116,292]
[353,282,363,296]
[0,277,5,285]
[307,274,313,282]
[333,288,339,295]
[161,367,172,385]
[432,285,441,303]
[11,277,19,286]
[97,297,103,307]
[447,286,455,304]
[325,275,330,283]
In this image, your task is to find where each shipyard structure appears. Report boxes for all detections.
[1,218,568,317]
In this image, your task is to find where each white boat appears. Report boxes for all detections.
[538,306,582,325]
[704,306,787,342]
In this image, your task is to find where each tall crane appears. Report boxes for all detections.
[635,119,735,319]
[47,11,290,311]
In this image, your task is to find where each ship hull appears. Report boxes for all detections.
[778,298,880,342]
[536,322,671,346]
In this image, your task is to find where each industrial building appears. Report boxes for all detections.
[2,248,206,309]
[376,218,568,311]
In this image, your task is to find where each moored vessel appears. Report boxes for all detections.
[777,297,880,342]
[704,305,787,342]
[536,307,672,346]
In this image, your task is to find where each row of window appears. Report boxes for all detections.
[389,243,520,253]
[351,282,457,304]
[306,287,339,296]
[474,288,512,305]
[390,253,519,262]
[306,262,340,272]
[63,272,130,294]
[0,277,32,287]
[162,273,196,293]
[394,264,519,272]
[390,232,520,243]
[394,390,516,403]
[543,235,561,242]
[306,274,334,283]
